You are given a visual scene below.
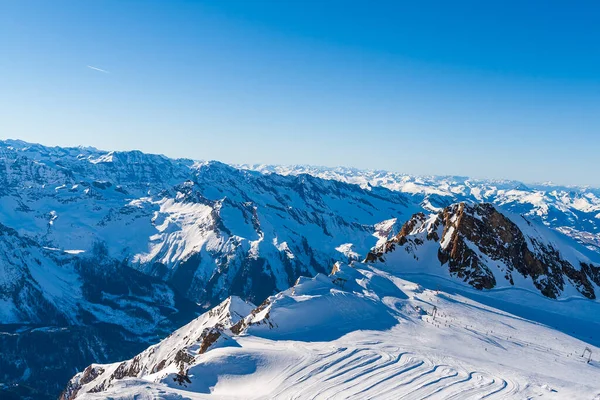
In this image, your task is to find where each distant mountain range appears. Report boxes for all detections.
[239,164,600,254]
[0,140,598,399]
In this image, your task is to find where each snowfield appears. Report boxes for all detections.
[69,262,600,399]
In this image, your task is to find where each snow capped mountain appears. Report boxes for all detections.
[64,234,600,399]
[366,203,600,299]
[0,140,418,398]
[239,164,600,254]
[147,162,418,306]
[0,140,417,308]
[61,296,255,400]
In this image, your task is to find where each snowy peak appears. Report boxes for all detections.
[61,296,255,400]
[514,182,532,192]
[206,295,256,328]
[367,203,600,299]
[232,265,400,342]
[0,139,418,309]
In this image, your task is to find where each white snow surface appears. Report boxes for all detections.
[73,262,600,399]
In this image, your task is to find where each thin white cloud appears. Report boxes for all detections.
[87,65,109,73]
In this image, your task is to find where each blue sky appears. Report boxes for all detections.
[1,1,599,185]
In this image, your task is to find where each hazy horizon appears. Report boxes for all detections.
[2,1,599,185]
[2,136,598,188]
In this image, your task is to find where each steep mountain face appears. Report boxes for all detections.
[0,140,416,308]
[63,262,600,399]
[240,164,600,254]
[0,222,192,328]
[366,203,600,299]
[143,163,416,306]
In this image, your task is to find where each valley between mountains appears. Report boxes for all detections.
[0,140,598,399]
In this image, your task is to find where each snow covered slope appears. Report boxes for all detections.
[239,164,600,254]
[0,221,200,398]
[64,262,600,399]
[61,296,255,400]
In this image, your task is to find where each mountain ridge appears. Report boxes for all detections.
[0,140,416,398]
[239,163,600,254]
[366,202,600,299]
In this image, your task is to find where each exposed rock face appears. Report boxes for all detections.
[60,365,105,400]
[367,203,600,299]
[230,298,275,335]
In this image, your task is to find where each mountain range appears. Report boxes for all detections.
[62,204,600,399]
[0,140,598,399]
[239,164,600,254]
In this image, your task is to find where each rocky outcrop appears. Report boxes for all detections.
[367,203,600,299]
[61,296,255,399]
[230,298,275,335]
[60,365,105,400]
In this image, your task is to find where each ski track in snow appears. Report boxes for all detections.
[267,347,517,400]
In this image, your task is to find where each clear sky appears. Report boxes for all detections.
[1,1,599,185]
